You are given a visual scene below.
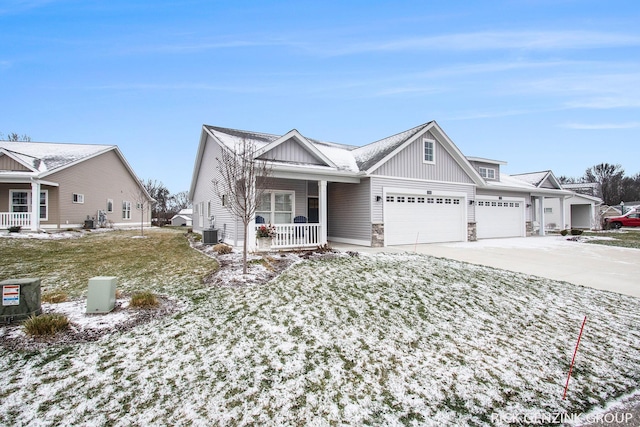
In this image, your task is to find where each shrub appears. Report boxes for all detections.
[213,243,232,254]
[23,313,70,336]
[8,226,21,233]
[570,229,584,236]
[560,229,569,236]
[41,291,69,303]
[130,291,159,308]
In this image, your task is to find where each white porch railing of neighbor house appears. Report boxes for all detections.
[0,212,31,229]
[258,224,322,249]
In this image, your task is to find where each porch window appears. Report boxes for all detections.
[9,190,48,220]
[256,191,294,224]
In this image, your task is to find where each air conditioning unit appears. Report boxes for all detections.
[86,276,117,314]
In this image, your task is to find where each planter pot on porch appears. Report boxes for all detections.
[257,237,272,251]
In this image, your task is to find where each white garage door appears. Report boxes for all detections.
[476,199,525,239]
[385,194,465,245]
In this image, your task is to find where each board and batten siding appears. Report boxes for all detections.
[259,138,324,165]
[370,177,475,223]
[45,149,150,228]
[191,136,240,243]
[371,130,474,184]
[328,179,371,245]
[0,155,30,171]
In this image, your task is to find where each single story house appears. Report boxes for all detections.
[0,141,153,230]
[170,208,193,227]
[189,121,587,249]
[540,192,602,231]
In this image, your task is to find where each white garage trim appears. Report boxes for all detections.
[383,187,468,246]
[475,195,526,239]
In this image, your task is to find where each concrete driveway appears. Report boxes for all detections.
[332,236,640,298]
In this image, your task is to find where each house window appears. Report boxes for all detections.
[256,191,294,224]
[436,198,443,204]
[544,207,553,214]
[73,193,84,204]
[136,202,143,210]
[10,190,48,220]
[479,167,496,179]
[423,139,435,163]
[107,199,114,213]
[122,201,131,219]
[417,197,425,203]
[407,197,415,203]
[386,196,394,202]
[397,196,405,203]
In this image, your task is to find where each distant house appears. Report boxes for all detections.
[190,121,586,250]
[170,208,193,227]
[0,141,153,230]
[543,192,602,230]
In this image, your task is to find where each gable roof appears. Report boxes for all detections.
[512,170,562,189]
[0,141,152,200]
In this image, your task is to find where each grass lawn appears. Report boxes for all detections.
[583,229,640,250]
[1,229,639,425]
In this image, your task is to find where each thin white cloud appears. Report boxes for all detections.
[560,122,640,130]
[321,30,640,56]
[0,0,58,14]
[565,97,640,109]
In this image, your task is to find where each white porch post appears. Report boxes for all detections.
[319,180,328,244]
[559,197,567,230]
[539,196,546,236]
[30,180,40,231]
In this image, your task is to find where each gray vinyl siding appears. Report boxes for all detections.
[45,150,151,227]
[476,189,532,221]
[370,176,475,222]
[328,179,371,243]
[259,138,324,165]
[263,178,309,218]
[191,136,239,242]
[0,155,30,171]
[468,161,500,181]
[371,130,474,184]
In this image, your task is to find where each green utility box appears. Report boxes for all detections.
[86,276,117,314]
[1,278,42,323]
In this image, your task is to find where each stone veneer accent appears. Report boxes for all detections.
[467,222,477,242]
[526,221,533,236]
[372,223,384,247]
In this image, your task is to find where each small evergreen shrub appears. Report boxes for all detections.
[41,291,69,303]
[214,243,232,254]
[560,229,569,236]
[130,291,159,308]
[570,229,583,236]
[8,226,21,233]
[23,313,70,336]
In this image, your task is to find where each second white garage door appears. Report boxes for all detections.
[476,199,525,239]
[385,193,466,245]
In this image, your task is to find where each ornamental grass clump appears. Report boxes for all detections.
[130,291,159,308]
[41,290,69,303]
[23,313,70,336]
[213,243,233,254]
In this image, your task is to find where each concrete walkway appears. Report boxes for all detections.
[332,236,640,299]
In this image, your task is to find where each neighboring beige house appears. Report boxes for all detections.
[0,141,153,230]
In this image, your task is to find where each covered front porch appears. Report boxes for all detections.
[0,179,57,231]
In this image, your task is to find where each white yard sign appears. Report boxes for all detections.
[2,284,20,306]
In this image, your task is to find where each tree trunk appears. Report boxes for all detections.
[242,221,248,274]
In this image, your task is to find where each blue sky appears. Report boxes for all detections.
[1,0,639,194]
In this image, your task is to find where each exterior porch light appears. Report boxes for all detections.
[469,200,475,205]
[375,196,382,202]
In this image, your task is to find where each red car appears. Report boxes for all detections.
[605,210,640,229]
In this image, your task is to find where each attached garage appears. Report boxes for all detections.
[476,197,525,239]
[384,192,466,245]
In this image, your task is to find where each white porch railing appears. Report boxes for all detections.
[257,224,322,249]
[0,212,31,229]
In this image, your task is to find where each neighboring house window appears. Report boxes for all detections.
[479,167,496,179]
[73,193,84,204]
[221,195,227,207]
[423,139,435,163]
[122,201,131,219]
[107,199,113,213]
[544,207,553,214]
[256,191,294,223]
[136,202,143,210]
[9,190,48,220]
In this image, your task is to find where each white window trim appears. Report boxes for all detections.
[107,199,114,213]
[479,167,496,179]
[423,138,436,164]
[256,190,296,224]
[122,201,132,220]
[9,189,48,220]
[73,193,85,204]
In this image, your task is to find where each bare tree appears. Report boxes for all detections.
[212,139,272,274]
[169,191,190,213]
[132,183,154,236]
[1,132,31,141]
[583,163,624,205]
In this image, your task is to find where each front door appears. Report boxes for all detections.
[308,197,319,223]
